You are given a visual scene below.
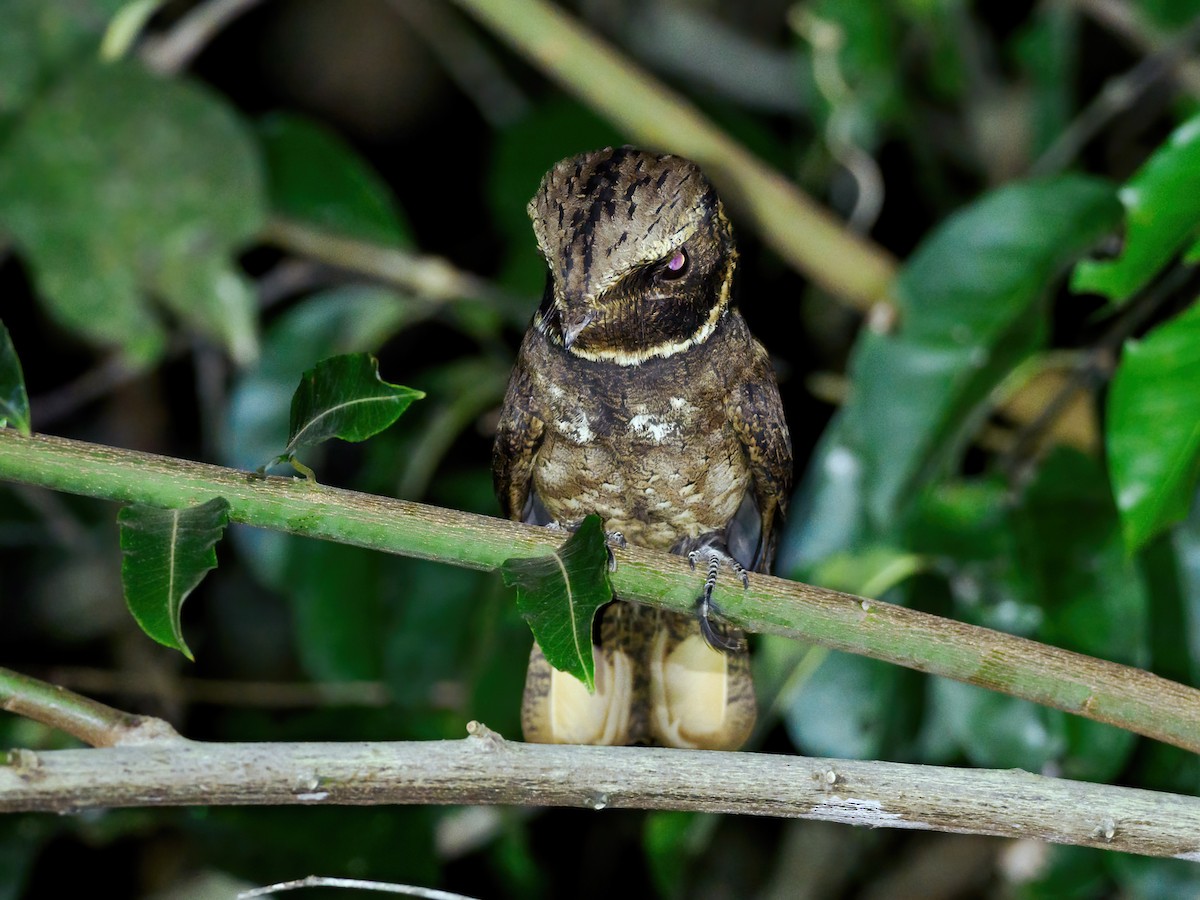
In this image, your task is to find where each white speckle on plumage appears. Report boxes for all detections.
[629,413,678,443]
[561,409,594,443]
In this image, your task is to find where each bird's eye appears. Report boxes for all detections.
[658,248,689,280]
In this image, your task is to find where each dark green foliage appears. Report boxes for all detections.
[259,112,413,245]
[5,1,1200,897]
[0,60,264,365]
[0,320,30,436]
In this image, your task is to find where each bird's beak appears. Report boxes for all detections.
[562,310,597,349]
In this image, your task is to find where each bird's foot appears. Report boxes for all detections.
[687,541,749,652]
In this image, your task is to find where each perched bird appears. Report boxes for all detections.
[493,147,792,751]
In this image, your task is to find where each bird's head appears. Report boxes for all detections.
[528,147,737,365]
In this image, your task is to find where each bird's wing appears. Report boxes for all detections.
[725,345,793,573]
[492,344,548,523]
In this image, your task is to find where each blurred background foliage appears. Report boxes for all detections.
[2,0,1200,897]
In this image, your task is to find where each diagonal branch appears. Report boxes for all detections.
[1,720,1199,859]
[0,666,183,748]
[448,0,897,312]
[1,429,1199,753]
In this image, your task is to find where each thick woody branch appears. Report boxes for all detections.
[2,722,1199,860]
[2,429,1199,754]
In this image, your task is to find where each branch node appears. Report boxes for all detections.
[1095,817,1118,842]
[466,720,507,751]
[292,772,322,794]
[114,716,188,747]
[4,748,42,773]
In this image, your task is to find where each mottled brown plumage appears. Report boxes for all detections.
[494,147,792,750]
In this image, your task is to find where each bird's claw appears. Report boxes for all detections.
[604,531,625,571]
[687,545,748,652]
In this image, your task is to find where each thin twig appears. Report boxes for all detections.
[240,875,478,899]
[1000,264,1200,478]
[260,217,528,324]
[141,0,268,74]
[387,0,529,127]
[789,8,885,233]
[1032,14,1200,175]
[1067,0,1200,97]
[30,354,143,428]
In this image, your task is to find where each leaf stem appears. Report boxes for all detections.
[2,429,1200,752]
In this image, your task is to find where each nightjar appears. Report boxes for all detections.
[493,147,792,750]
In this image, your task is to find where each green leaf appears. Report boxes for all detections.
[1072,114,1200,303]
[118,497,231,660]
[784,649,917,759]
[1023,454,1147,772]
[276,352,424,473]
[1018,450,1149,666]
[1186,232,1200,264]
[771,545,923,759]
[846,175,1121,525]
[643,812,714,900]
[0,0,126,118]
[286,540,384,681]
[905,458,1145,776]
[931,678,1067,771]
[384,561,483,707]
[0,320,31,436]
[1175,493,1200,688]
[1110,853,1200,898]
[223,288,421,586]
[778,430,869,573]
[1013,846,1110,900]
[0,60,265,365]
[1013,5,1077,157]
[258,113,411,246]
[1107,300,1200,551]
[500,514,613,691]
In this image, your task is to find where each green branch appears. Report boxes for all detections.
[0,665,183,748]
[449,0,896,312]
[2,429,1200,753]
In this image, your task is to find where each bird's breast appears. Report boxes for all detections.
[531,366,750,550]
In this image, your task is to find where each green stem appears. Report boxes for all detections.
[0,665,182,748]
[3,429,1200,753]
[448,0,896,312]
